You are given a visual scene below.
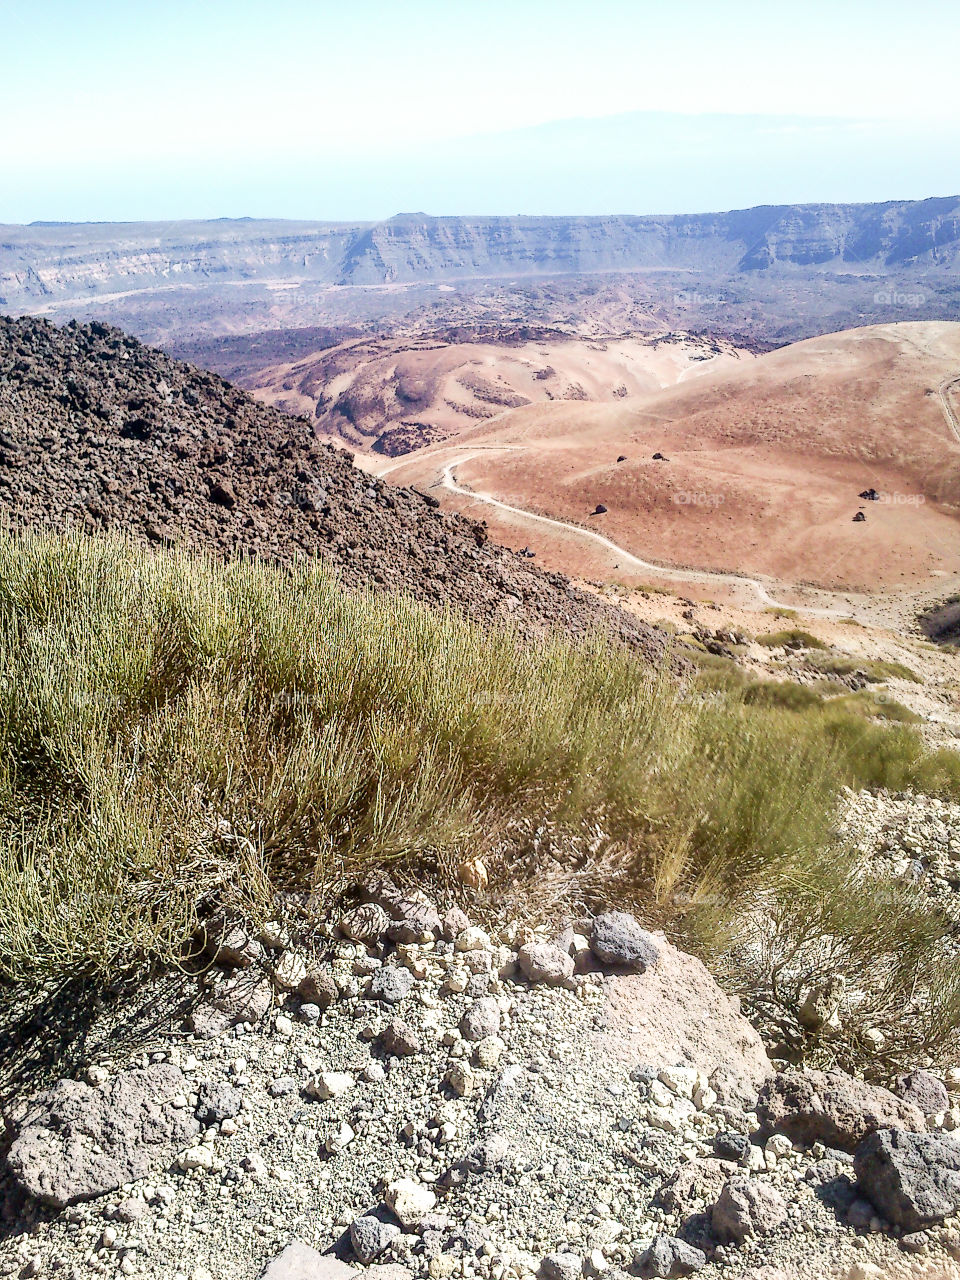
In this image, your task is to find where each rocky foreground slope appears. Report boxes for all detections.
[0,316,665,658]
[3,892,960,1280]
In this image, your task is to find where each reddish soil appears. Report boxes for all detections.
[373,323,960,603]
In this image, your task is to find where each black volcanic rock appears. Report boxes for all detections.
[0,315,667,660]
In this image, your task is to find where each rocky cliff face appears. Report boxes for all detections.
[3,197,959,311]
[0,218,365,306]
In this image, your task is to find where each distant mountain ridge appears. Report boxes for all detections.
[3,196,960,309]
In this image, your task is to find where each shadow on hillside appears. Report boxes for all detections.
[0,968,200,1109]
[0,969,206,1241]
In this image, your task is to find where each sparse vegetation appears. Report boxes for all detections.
[828,690,922,724]
[742,679,823,712]
[2,531,960,1066]
[804,651,921,684]
[756,628,827,650]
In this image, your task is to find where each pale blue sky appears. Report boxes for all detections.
[2,0,958,221]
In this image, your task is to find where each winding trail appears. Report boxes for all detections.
[937,375,960,445]
[439,449,856,619]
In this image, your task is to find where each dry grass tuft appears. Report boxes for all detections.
[1,530,959,1070]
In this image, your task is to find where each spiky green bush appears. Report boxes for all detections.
[1,527,959,1073]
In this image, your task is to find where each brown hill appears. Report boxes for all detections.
[0,316,667,659]
[373,322,960,598]
[242,330,753,454]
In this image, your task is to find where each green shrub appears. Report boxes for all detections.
[756,629,827,650]
[742,680,823,711]
[805,652,921,684]
[828,691,921,724]
[1,529,959,1072]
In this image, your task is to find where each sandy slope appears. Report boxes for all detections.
[247,332,753,450]
[364,323,960,616]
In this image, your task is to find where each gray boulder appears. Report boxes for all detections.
[589,912,660,971]
[713,1132,751,1163]
[757,1069,925,1152]
[636,1235,706,1277]
[6,1064,200,1208]
[460,997,501,1042]
[195,1081,242,1125]
[260,1243,358,1279]
[894,1070,950,1118]
[517,942,574,986]
[711,1177,788,1244]
[369,966,415,1005]
[854,1129,960,1232]
[540,1254,582,1280]
[350,1214,401,1264]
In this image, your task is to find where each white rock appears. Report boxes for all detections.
[647,1106,684,1134]
[455,927,492,953]
[274,1014,294,1037]
[325,1122,355,1153]
[743,1143,766,1172]
[273,951,308,991]
[241,1152,268,1178]
[475,1036,505,1069]
[648,1080,674,1108]
[386,1177,437,1228]
[658,1065,698,1099]
[257,920,290,949]
[179,1146,214,1172]
[309,1071,355,1100]
[693,1084,717,1111]
[447,1062,476,1097]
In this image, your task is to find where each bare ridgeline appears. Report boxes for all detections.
[3,196,960,353]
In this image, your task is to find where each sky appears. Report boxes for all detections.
[3,0,959,222]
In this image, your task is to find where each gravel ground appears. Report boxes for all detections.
[839,790,960,920]
[3,903,960,1280]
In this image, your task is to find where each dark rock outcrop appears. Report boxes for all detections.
[757,1069,926,1152]
[854,1129,960,1231]
[590,912,660,971]
[0,316,668,662]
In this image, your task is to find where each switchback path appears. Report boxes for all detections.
[438,449,857,620]
[937,375,960,445]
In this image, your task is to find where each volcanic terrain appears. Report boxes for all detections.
[0,316,668,659]
[362,323,960,614]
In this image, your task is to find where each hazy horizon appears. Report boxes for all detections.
[4,0,960,223]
